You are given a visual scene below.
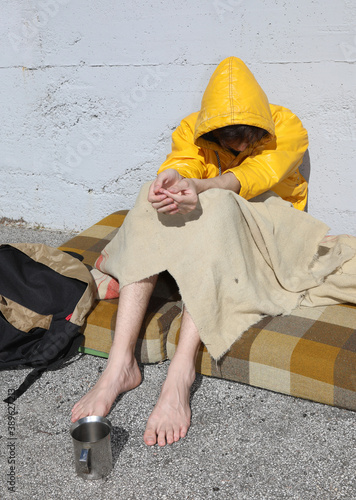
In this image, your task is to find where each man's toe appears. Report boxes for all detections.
[157,430,167,447]
[166,430,174,445]
[180,425,188,439]
[143,428,157,446]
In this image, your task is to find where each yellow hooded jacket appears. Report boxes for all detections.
[158,57,309,210]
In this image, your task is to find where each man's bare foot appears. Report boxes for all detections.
[143,362,196,446]
[71,357,142,423]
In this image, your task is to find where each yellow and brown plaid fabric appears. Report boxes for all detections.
[59,211,356,411]
[59,211,180,364]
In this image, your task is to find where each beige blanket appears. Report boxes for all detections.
[98,183,356,359]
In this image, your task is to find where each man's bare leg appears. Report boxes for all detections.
[143,307,201,447]
[71,275,158,422]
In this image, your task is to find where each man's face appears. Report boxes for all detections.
[212,130,249,155]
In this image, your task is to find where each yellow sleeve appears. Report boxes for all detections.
[226,106,309,200]
[157,113,208,178]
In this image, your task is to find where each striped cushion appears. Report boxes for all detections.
[59,211,356,411]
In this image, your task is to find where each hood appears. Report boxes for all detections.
[195,57,275,150]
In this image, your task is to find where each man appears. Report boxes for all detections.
[71,57,309,447]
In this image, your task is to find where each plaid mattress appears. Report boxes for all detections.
[59,211,356,411]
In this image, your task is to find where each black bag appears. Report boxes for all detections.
[0,243,95,402]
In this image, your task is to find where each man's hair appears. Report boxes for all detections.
[201,124,269,146]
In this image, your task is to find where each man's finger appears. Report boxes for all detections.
[160,189,183,202]
[152,196,175,209]
[153,181,163,195]
[148,192,167,203]
[157,202,178,213]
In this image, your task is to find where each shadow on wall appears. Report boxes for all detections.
[299,149,311,212]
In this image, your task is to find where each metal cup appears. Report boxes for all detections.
[70,416,112,480]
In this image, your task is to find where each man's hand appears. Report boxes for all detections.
[148,169,240,215]
[148,169,182,214]
[159,178,198,214]
[148,169,198,215]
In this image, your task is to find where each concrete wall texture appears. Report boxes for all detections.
[1,0,355,234]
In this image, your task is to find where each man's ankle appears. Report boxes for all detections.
[167,358,196,383]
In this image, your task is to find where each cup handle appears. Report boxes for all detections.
[79,448,90,474]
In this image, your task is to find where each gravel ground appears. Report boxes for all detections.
[0,225,355,500]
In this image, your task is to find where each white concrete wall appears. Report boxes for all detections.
[1,0,355,234]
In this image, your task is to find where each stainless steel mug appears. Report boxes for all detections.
[70,416,112,480]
